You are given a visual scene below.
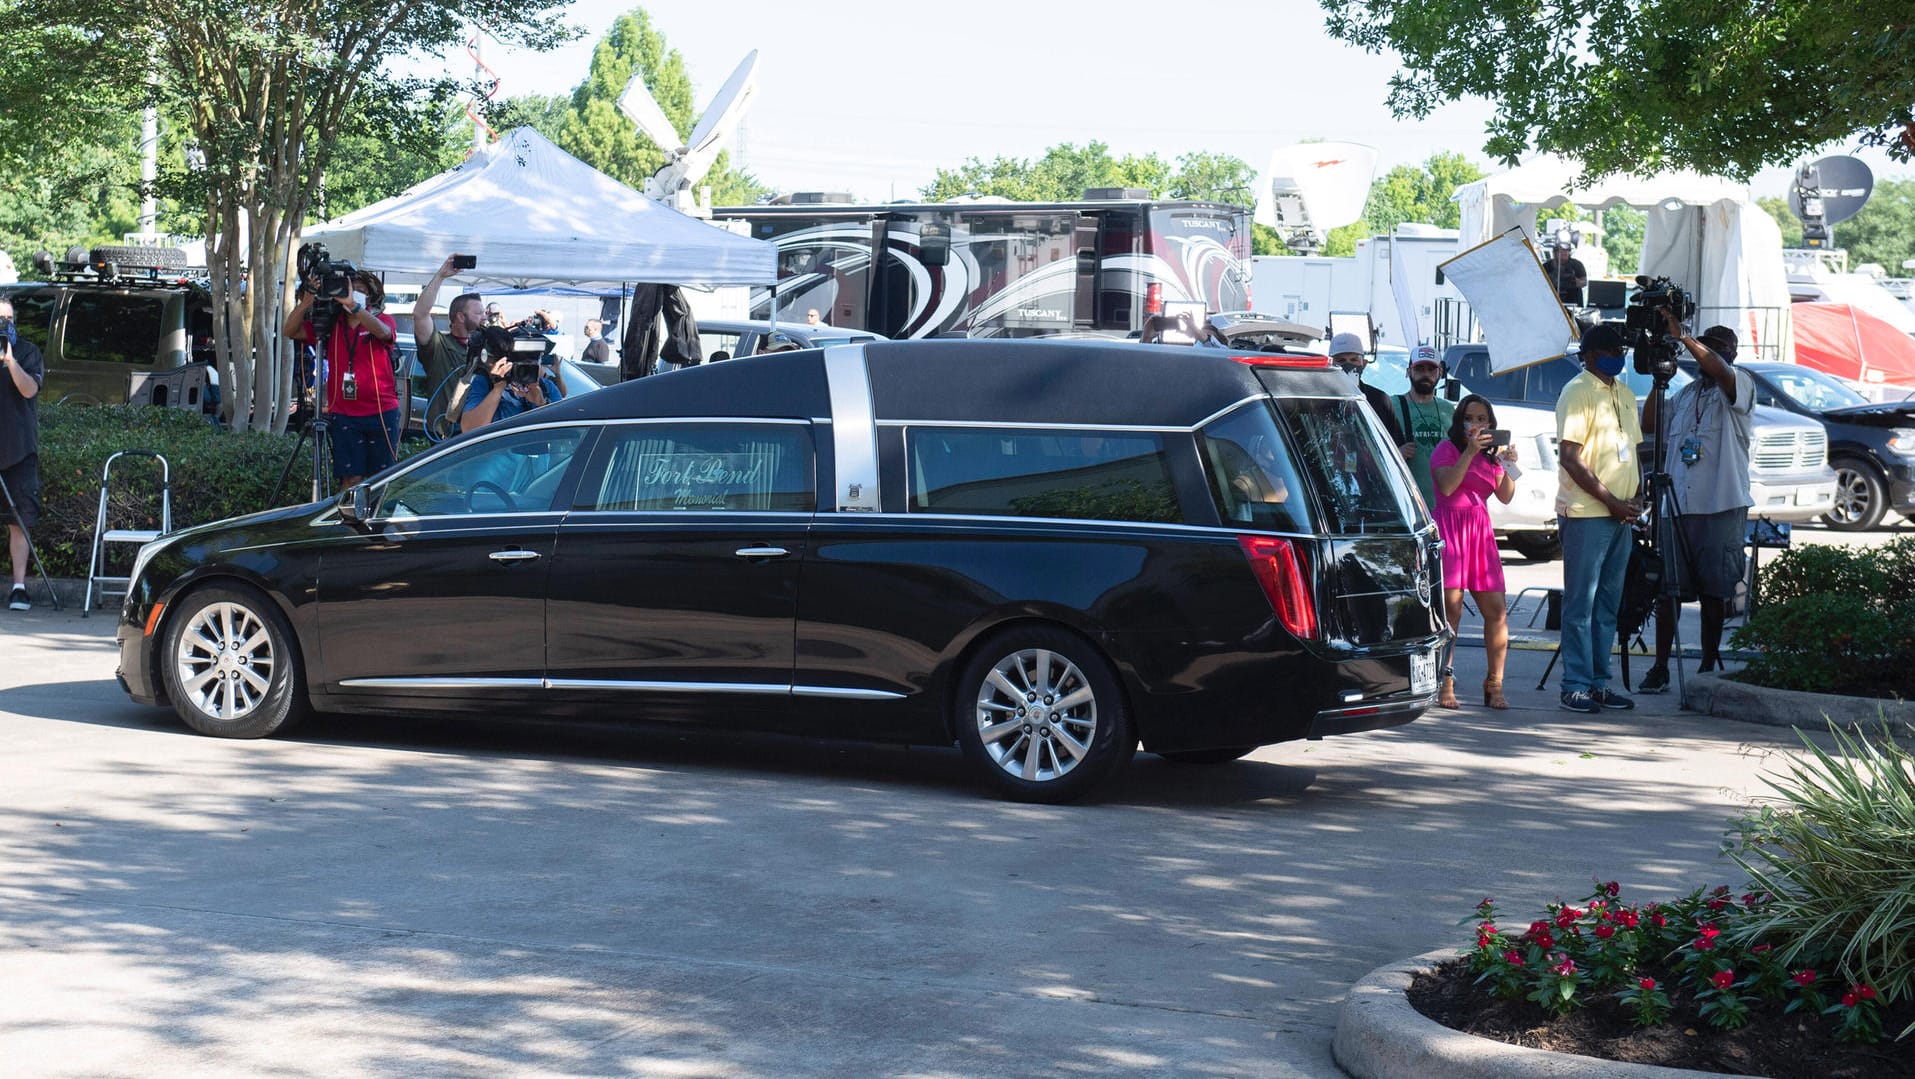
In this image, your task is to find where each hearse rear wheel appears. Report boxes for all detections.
[954,627,1134,804]
[160,584,309,739]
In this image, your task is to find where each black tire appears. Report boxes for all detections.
[1157,746,1258,765]
[953,626,1135,803]
[91,244,187,272]
[160,584,309,739]
[1508,532,1562,561]
[1823,457,1887,532]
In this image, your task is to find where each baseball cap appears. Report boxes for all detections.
[1409,345,1442,369]
[1328,332,1365,357]
[1579,323,1628,354]
[1697,326,1738,360]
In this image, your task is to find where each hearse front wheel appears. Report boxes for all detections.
[160,585,309,739]
[954,627,1135,804]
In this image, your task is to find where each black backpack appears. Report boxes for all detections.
[1617,528,1663,640]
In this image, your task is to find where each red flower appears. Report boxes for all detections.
[1842,991,1860,1008]
[1707,897,1729,912]
[1551,956,1577,977]
[1651,912,1668,928]
[1693,937,1716,952]
[1555,907,1582,928]
[1477,936,1492,949]
[1527,920,1551,938]
[1711,885,1732,896]
[1604,880,1621,897]
[1639,977,1657,991]
[1697,923,1721,941]
[1859,985,1877,1001]
[1616,909,1640,928]
[1593,924,1616,940]
[1750,944,1772,955]
[1742,892,1761,907]
[1792,970,1817,987]
[1478,920,1497,935]
[1503,951,1525,967]
[1711,971,1735,990]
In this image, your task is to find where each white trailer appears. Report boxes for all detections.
[1250,225,1466,348]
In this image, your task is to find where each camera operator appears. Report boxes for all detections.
[0,299,43,611]
[283,270,399,489]
[412,255,487,431]
[1547,241,1587,307]
[1635,314,1754,693]
[459,330,566,433]
[1554,323,1643,714]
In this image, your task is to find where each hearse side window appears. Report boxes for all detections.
[580,422,813,512]
[1199,406,1311,533]
[65,293,165,365]
[1271,398,1415,533]
[380,428,586,518]
[908,427,1181,523]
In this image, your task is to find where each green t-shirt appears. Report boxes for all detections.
[1393,394,1455,509]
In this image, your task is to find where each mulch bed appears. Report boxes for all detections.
[1409,956,1915,1077]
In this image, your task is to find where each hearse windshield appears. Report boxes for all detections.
[1201,398,1418,535]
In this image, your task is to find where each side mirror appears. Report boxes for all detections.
[1444,378,1462,402]
[339,483,374,529]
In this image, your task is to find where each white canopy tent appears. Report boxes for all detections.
[301,127,776,291]
[1454,156,1794,363]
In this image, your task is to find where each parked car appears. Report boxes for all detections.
[1731,361,1915,530]
[0,246,215,410]
[115,340,1447,803]
[1444,347,1839,559]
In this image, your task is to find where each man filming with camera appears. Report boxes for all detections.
[283,267,399,489]
[1635,313,1754,693]
[459,327,565,433]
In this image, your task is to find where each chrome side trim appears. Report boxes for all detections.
[1192,395,1276,430]
[880,418,1191,433]
[822,344,881,512]
[338,677,544,689]
[791,685,907,701]
[544,679,792,695]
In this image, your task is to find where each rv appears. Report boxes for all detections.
[709,193,1251,340]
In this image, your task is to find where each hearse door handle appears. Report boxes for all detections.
[489,549,542,565]
[734,546,790,560]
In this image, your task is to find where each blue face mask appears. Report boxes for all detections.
[1593,352,1626,377]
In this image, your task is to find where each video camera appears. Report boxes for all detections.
[295,241,359,338]
[467,323,553,388]
[1623,275,1695,381]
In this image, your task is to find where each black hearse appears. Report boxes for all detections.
[117,340,1447,802]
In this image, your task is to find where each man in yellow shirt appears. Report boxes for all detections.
[1554,324,1643,713]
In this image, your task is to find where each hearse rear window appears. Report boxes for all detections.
[908,427,1181,523]
[582,422,813,512]
[1272,398,1416,533]
[1199,405,1311,533]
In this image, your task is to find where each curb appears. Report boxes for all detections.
[1333,949,1758,1079]
[1681,670,1914,729]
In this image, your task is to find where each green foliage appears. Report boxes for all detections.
[1732,539,1915,695]
[1319,0,1915,180]
[921,143,1258,208]
[493,93,572,143]
[1250,223,1289,257]
[1763,182,1915,272]
[1359,152,1484,234]
[1726,723,1915,1026]
[319,106,471,219]
[1599,205,1645,278]
[34,404,304,579]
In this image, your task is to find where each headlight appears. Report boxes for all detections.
[124,534,181,610]
[1887,428,1915,456]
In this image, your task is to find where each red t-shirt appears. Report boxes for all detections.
[307,312,399,416]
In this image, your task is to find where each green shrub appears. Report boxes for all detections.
[1736,542,1915,698]
[1754,544,1887,608]
[1726,722,1915,1033]
[32,404,303,579]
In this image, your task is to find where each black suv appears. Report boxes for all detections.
[1736,361,1915,530]
[0,246,215,408]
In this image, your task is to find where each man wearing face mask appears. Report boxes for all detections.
[0,299,44,611]
[1328,333,1408,453]
[1636,314,1754,693]
[283,271,399,489]
[1554,324,1644,714]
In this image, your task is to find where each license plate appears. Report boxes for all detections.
[1411,650,1437,695]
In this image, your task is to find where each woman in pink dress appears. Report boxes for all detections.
[1431,395,1520,709]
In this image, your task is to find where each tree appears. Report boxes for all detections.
[1761,181,1915,271]
[923,142,1172,202]
[1314,153,1486,258]
[319,107,470,220]
[1319,1,1915,180]
[1600,205,1645,278]
[2,0,572,432]
[556,9,766,209]
[492,93,571,143]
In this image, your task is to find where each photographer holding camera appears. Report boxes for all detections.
[1554,323,1643,714]
[283,269,399,488]
[1635,313,1753,693]
[0,299,43,611]
[458,328,566,433]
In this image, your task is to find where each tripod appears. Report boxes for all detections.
[268,314,335,508]
[0,468,63,610]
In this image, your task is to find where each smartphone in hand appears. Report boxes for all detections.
[1490,429,1512,447]
[452,254,477,270]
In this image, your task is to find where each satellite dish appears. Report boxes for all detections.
[615,50,759,215]
[1789,155,1873,226]
[1257,142,1378,254]
[616,75,684,154]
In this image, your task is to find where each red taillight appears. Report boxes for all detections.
[1238,535,1318,640]
[1231,353,1333,369]
[1144,282,1163,317]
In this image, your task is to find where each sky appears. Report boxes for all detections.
[419,0,1914,208]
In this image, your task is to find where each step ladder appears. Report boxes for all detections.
[84,451,171,618]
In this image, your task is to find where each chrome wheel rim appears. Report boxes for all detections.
[1829,467,1870,525]
[175,602,275,720]
[973,648,1097,782]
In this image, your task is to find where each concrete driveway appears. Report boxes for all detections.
[0,607,1811,1078]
